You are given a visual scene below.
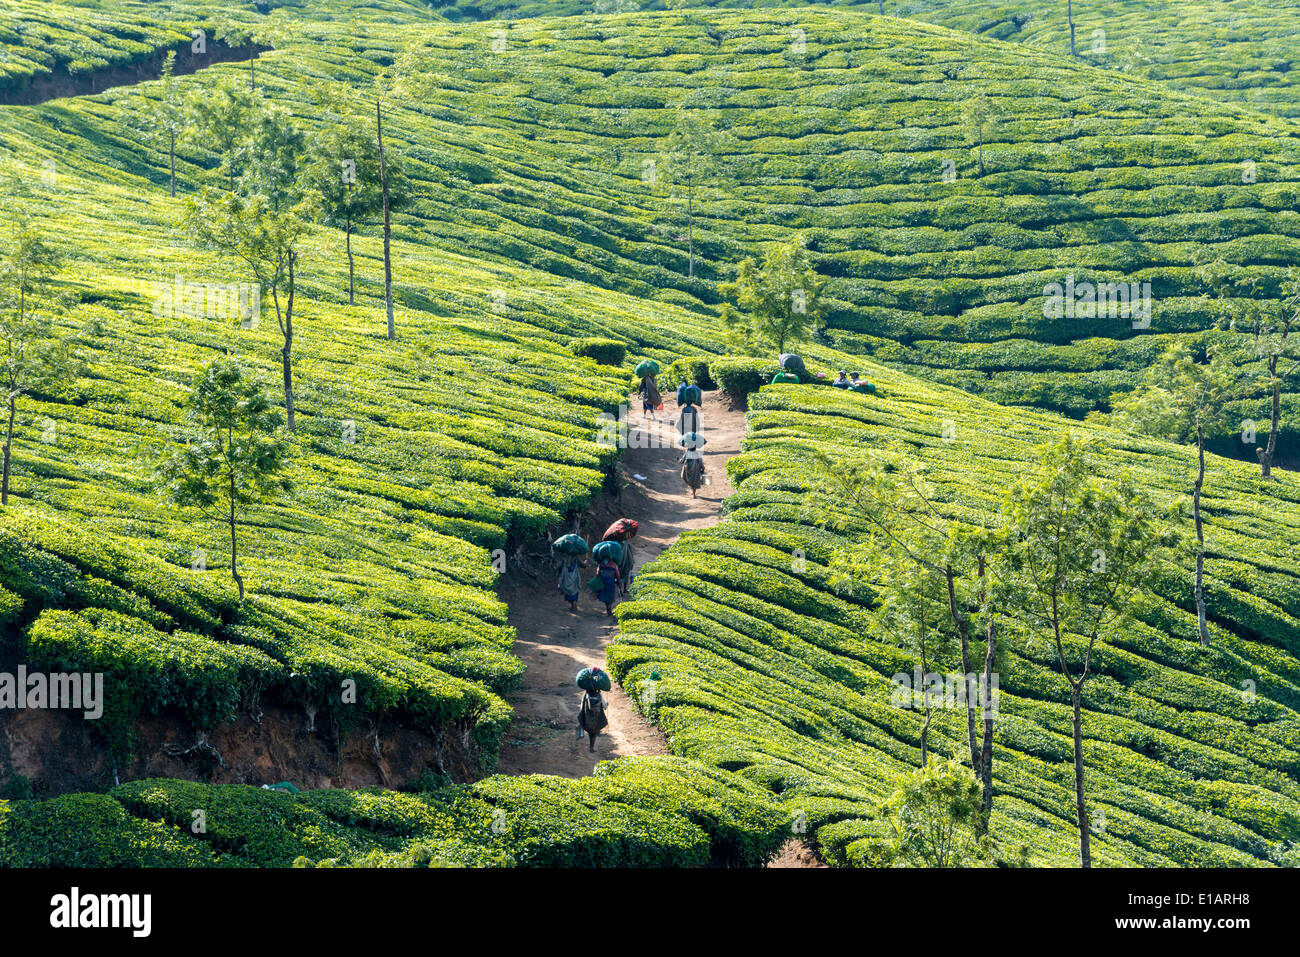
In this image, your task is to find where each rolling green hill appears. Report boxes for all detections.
[0,1,1298,868]
[11,4,1300,433]
[385,7,1300,437]
[422,1,1300,119]
[610,370,1300,867]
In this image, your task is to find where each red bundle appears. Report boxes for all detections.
[603,518,639,541]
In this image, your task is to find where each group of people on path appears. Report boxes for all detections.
[639,369,708,497]
[557,367,713,755]
[556,518,636,616]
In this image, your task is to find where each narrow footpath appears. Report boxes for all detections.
[496,390,745,777]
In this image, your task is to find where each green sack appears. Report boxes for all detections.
[577,667,612,692]
[587,576,603,593]
[778,353,807,378]
[634,359,661,377]
[553,533,589,556]
[771,372,800,384]
[593,540,623,564]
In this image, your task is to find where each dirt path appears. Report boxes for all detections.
[495,390,746,777]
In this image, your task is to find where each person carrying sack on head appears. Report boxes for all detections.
[557,558,583,612]
[596,555,620,615]
[578,687,608,753]
[603,519,638,597]
[675,398,700,441]
[575,666,611,753]
[640,372,662,423]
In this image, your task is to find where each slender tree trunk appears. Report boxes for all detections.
[1,394,15,506]
[979,616,996,825]
[687,177,695,280]
[1194,425,1209,645]
[878,1,884,14]
[169,130,176,197]
[919,641,931,767]
[946,568,980,774]
[282,252,296,431]
[1067,0,1077,57]
[978,135,984,176]
[378,100,395,341]
[1071,682,1091,868]
[251,54,255,91]
[1259,361,1279,478]
[346,216,355,305]
[228,473,244,601]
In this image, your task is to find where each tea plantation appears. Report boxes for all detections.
[10,4,1300,431]
[0,0,1297,868]
[610,367,1300,866]
[195,5,1300,433]
[0,4,740,772]
[428,0,1300,120]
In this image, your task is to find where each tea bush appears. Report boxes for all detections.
[612,372,1300,866]
[569,337,627,366]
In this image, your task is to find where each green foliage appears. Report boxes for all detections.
[157,357,291,600]
[1111,343,1236,446]
[720,236,824,355]
[159,357,291,515]
[656,107,733,278]
[5,0,1300,873]
[0,792,223,867]
[140,50,185,196]
[849,760,991,867]
[613,380,1300,867]
[0,169,80,505]
[666,355,716,390]
[1005,434,1179,674]
[1,758,787,868]
[709,356,780,403]
[185,78,260,190]
[27,607,280,764]
[569,337,627,366]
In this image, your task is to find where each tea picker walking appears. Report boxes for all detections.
[576,666,611,753]
[602,518,638,598]
[675,382,702,439]
[590,550,621,615]
[552,532,590,612]
[635,358,662,423]
[557,559,583,612]
[679,431,707,498]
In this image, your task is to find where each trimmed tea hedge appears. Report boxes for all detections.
[612,364,1300,866]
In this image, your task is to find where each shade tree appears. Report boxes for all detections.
[720,235,825,355]
[157,356,291,601]
[1002,434,1176,867]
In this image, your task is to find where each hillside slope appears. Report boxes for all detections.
[0,2,1297,868]
[0,12,735,788]
[11,6,1300,431]
[612,367,1300,867]
[422,0,1300,119]
[354,10,1300,432]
